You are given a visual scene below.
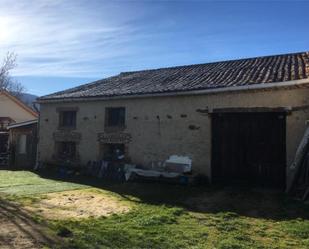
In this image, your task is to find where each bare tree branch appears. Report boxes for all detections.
[0,52,26,98]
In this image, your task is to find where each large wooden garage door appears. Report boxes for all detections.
[211,112,286,188]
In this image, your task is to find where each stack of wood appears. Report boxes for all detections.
[287,127,309,201]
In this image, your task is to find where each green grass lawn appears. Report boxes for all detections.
[0,170,87,195]
[0,170,309,249]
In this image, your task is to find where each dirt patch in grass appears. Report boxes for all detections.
[27,189,131,220]
[0,198,60,249]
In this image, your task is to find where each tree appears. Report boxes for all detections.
[0,52,25,99]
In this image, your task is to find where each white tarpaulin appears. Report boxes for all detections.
[165,155,192,173]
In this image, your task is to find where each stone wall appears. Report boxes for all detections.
[38,87,309,183]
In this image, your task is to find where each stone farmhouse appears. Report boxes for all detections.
[37,51,309,188]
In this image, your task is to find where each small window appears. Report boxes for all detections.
[18,134,27,154]
[0,134,8,153]
[0,117,14,131]
[59,111,76,128]
[57,142,76,160]
[105,107,125,128]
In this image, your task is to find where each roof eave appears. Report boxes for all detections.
[7,119,38,129]
[37,78,309,104]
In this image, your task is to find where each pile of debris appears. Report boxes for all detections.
[53,155,193,185]
[124,155,192,184]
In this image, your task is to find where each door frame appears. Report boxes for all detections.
[210,110,287,188]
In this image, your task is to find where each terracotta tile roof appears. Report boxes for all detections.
[40,51,309,100]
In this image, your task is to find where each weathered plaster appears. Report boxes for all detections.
[38,87,309,184]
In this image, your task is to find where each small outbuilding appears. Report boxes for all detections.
[7,120,38,169]
[0,90,38,166]
[37,51,309,188]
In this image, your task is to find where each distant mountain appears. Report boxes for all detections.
[20,93,37,105]
[19,93,39,112]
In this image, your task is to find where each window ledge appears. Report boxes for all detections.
[104,126,126,133]
[58,126,77,131]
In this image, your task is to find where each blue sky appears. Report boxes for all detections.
[0,0,308,96]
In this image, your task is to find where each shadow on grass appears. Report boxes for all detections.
[0,196,60,248]
[29,169,309,221]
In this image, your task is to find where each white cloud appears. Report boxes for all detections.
[0,0,140,77]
